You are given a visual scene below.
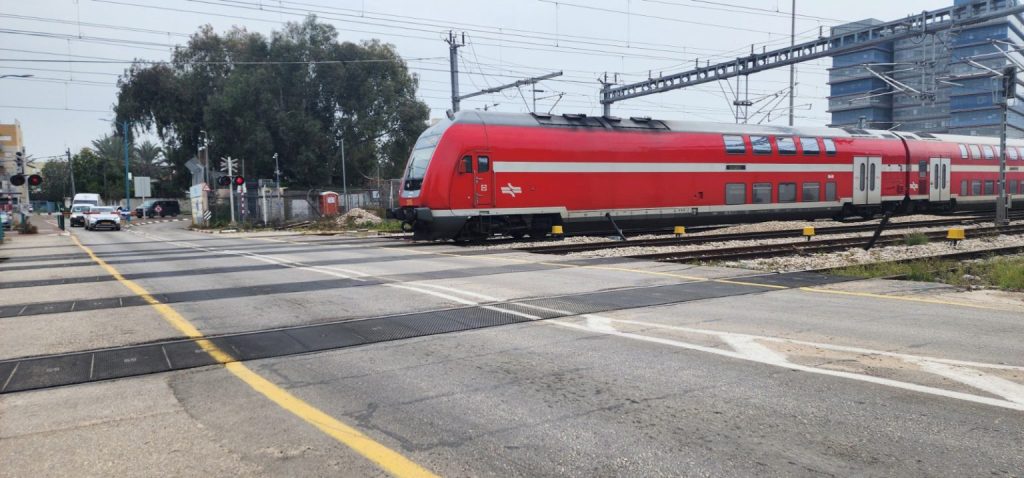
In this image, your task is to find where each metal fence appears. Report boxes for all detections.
[202,180,402,227]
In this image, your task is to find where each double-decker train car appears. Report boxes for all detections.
[390,111,1023,241]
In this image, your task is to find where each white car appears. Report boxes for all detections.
[85,207,121,231]
[69,204,91,227]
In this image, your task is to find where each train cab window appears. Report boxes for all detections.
[985,180,995,195]
[958,144,969,159]
[983,145,995,160]
[969,144,981,159]
[961,180,968,196]
[477,156,490,173]
[723,135,746,154]
[725,183,746,205]
[800,137,820,155]
[822,138,837,155]
[802,182,820,202]
[460,155,473,173]
[777,137,797,155]
[972,180,982,195]
[1010,147,1019,160]
[752,183,772,204]
[825,182,836,201]
[778,183,797,203]
[750,136,772,155]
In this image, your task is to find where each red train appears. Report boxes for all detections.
[390,111,1023,241]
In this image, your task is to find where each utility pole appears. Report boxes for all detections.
[788,0,796,126]
[446,31,465,112]
[66,148,76,197]
[123,120,131,220]
[340,139,348,213]
[997,66,1016,227]
[225,156,236,225]
[273,152,280,187]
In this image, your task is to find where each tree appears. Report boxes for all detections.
[115,16,429,192]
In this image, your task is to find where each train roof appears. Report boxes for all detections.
[449,110,1024,146]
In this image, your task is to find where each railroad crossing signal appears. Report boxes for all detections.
[234,175,245,186]
[27,175,42,187]
[217,175,231,186]
[9,174,24,186]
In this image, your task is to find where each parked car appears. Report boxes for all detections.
[69,204,91,227]
[85,206,121,231]
[135,200,180,218]
[0,212,10,230]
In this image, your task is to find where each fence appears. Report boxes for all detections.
[203,180,403,227]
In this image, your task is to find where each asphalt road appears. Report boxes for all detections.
[1,217,1023,477]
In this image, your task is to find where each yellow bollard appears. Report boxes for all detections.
[551,224,564,240]
[673,226,686,238]
[802,226,815,242]
[947,228,965,247]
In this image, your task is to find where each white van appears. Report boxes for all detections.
[72,193,101,207]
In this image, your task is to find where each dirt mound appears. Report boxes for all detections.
[337,207,382,225]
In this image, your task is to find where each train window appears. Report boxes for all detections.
[869,163,877,191]
[825,182,836,201]
[477,156,490,173]
[822,138,837,155]
[725,183,746,205]
[1010,147,1020,160]
[983,145,994,159]
[751,136,772,155]
[752,183,772,203]
[802,182,820,202]
[1011,181,1019,194]
[1020,180,1024,194]
[800,137,820,155]
[961,180,968,196]
[777,137,797,155]
[985,180,995,195]
[1017,147,1024,159]
[919,161,927,179]
[972,180,982,195]
[859,163,866,191]
[723,135,746,154]
[778,183,797,203]
[942,164,947,189]
[460,155,473,173]
[959,144,969,159]
[969,144,981,159]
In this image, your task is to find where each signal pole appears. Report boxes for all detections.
[997,66,1015,227]
[123,120,131,221]
[223,156,236,225]
[446,31,465,112]
[66,148,76,197]
[788,0,796,126]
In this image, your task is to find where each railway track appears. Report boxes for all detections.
[627,223,1024,264]
[518,214,1019,255]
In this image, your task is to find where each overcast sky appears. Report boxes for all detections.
[2,0,942,162]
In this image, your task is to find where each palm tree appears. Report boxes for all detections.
[133,141,165,177]
[91,134,125,200]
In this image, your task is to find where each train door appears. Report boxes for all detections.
[473,154,494,208]
[852,156,882,205]
[928,157,951,202]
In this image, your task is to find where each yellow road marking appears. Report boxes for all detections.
[70,234,439,478]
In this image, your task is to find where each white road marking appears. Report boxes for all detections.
[384,283,479,306]
[409,283,501,301]
[720,335,788,365]
[915,360,1024,405]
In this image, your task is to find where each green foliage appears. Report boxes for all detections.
[115,16,430,193]
[832,256,1024,291]
[903,233,930,246]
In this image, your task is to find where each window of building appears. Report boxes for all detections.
[958,144,969,159]
[983,145,995,159]
[1010,147,1019,160]
[985,180,995,195]
[725,183,746,205]
[825,182,836,201]
[961,180,968,195]
[972,180,982,195]
[802,182,820,202]
[969,144,982,159]
[751,136,772,155]
[778,183,797,203]
[800,137,820,155]
[723,135,746,154]
[822,138,837,155]
[777,137,797,155]
[753,183,772,203]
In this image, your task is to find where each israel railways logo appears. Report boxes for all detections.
[501,183,523,197]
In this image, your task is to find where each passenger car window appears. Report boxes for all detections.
[800,137,820,155]
[778,183,797,203]
[1011,147,1020,160]
[725,183,746,205]
[777,137,797,155]
[723,135,746,154]
[802,182,820,202]
[958,144,969,159]
[969,144,981,159]
[752,183,772,203]
[825,182,836,201]
[750,136,772,155]
[822,138,837,155]
[972,180,982,195]
[477,156,490,173]
[985,180,995,195]
[983,145,994,159]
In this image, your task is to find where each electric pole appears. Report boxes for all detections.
[446,31,465,113]
[123,120,131,219]
[997,66,1016,227]
[66,148,76,197]
[788,0,796,127]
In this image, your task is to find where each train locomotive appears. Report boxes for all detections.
[390,110,1023,241]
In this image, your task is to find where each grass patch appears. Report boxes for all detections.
[903,232,930,246]
[831,256,1024,291]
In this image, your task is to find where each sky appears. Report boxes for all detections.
[1,0,944,163]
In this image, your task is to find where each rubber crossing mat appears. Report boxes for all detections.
[729,271,857,288]
[0,277,780,394]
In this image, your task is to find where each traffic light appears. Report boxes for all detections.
[233,175,245,186]
[28,175,42,186]
[9,174,24,186]
[217,175,231,186]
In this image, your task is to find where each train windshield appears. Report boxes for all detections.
[402,124,447,194]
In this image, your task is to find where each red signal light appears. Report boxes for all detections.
[234,176,244,186]
[28,175,42,186]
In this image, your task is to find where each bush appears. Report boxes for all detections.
[903,233,930,246]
